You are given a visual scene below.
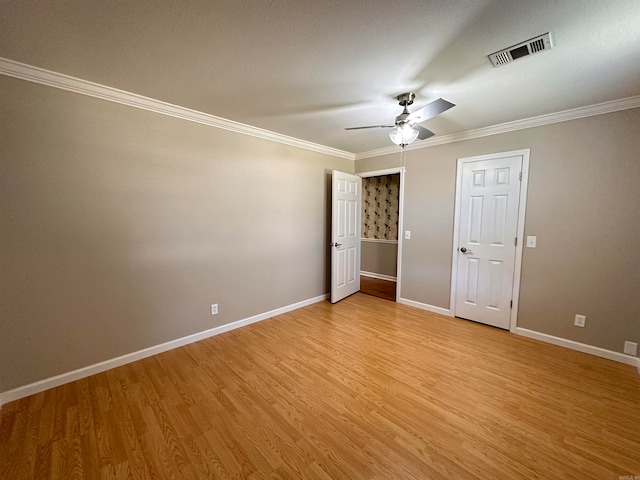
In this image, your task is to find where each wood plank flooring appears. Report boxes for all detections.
[359,276,396,302]
[1,293,639,479]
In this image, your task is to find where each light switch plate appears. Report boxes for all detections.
[526,236,537,248]
[404,231,411,240]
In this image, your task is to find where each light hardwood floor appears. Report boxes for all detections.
[360,276,396,302]
[1,293,639,479]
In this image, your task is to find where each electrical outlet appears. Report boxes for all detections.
[574,314,586,327]
[211,304,218,315]
[624,341,638,356]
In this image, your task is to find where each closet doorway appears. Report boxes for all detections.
[358,168,405,302]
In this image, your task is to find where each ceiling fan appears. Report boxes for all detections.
[345,93,455,147]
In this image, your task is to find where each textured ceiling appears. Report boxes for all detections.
[1,0,639,154]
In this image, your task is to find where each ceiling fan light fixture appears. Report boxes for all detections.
[389,124,419,147]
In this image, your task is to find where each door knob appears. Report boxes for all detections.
[331,242,343,247]
[460,247,472,254]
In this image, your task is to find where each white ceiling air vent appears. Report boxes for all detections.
[488,33,553,67]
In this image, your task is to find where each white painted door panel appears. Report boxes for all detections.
[331,171,361,303]
[455,156,522,329]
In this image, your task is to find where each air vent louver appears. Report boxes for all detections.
[488,33,553,67]
[529,38,546,53]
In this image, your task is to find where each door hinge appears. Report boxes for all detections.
[519,171,522,181]
[510,300,513,308]
[514,237,517,246]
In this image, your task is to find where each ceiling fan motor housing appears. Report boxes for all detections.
[395,112,410,125]
[395,92,415,124]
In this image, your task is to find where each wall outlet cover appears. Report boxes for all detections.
[624,341,638,356]
[574,314,586,327]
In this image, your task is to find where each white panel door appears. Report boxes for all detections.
[454,155,522,329]
[331,170,361,303]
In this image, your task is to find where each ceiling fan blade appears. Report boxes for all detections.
[414,125,435,140]
[345,125,395,130]
[407,98,455,124]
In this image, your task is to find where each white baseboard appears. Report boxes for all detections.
[0,294,329,408]
[514,327,640,372]
[360,271,397,282]
[397,297,451,316]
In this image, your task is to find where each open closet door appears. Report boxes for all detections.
[331,170,362,303]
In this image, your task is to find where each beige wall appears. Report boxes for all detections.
[361,241,398,278]
[0,76,353,393]
[356,108,640,355]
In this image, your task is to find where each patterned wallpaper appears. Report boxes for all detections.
[362,174,399,240]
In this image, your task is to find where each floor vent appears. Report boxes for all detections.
[488,33,553,67]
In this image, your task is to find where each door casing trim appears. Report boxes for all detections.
[449,149,530,332]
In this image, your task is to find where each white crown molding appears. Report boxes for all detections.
[3,57,639,163]
[0,293,329,408]
[0,57,354,161]
[355,95,640,160]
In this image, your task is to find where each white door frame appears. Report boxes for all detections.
[449,149,530,332]
[357,167,406,302]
